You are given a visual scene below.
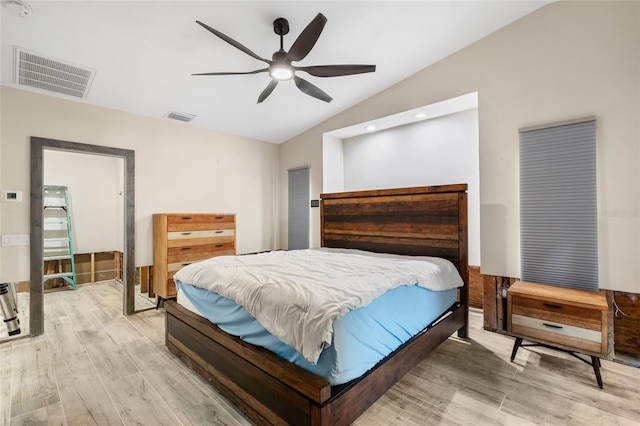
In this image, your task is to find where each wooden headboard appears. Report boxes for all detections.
[320,184,468,287]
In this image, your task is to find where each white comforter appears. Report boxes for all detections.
[173,248,463,363]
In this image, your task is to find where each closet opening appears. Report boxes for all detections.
[30,137,135,336]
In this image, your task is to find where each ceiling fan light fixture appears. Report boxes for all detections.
[270,65,294,81]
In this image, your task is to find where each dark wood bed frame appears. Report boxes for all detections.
[165,184,469,425]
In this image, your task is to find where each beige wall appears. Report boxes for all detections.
[44,150,123,254]
[279,1,640,292]
[0,86,279,283]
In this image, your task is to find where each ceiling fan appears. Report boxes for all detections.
[193,13,376,103]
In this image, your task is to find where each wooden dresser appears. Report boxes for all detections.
[507,280,608,387]
[153,213,236,300]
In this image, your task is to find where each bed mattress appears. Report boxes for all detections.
[176,280,457,385]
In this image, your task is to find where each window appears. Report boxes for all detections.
[519,118,598,291]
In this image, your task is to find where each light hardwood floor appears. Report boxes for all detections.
[1,281,639,425]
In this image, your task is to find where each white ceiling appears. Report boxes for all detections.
[1,1,548,144]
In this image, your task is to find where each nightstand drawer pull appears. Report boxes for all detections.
[181,263,192,267]
[542,322,563,329]
[182,232,192,235]
[215,244,223,248]
[181,216,192,220]
[543,303,563,309]
[215,230,224,234]
[181,247,191,250]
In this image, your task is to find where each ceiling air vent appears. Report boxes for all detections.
[14,47,96,100]
[165,111,196,123]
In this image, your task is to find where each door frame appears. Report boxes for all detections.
[30,137,135,335]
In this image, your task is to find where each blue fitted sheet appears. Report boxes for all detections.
[176,280,457,386]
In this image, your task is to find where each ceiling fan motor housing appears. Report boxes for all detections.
[273,18,290,36]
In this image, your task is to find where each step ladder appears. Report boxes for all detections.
[43,185,77,290]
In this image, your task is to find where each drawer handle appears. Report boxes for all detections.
[181,232,192,236]
[215,216,224,219]
[181,263,192,267]
[542,322,563,330]
[215,244,223,248]
[543,303,563,310]
[181,247,191,251]
[182,217,192,220]
[215,230,223,234]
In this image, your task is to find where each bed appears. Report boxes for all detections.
[164,184,469,425]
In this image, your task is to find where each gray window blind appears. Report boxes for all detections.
[519,118,598,291]
[288,167,310,250]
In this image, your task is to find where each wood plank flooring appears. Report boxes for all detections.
[1,281,639,425]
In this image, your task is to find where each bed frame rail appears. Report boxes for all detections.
[165,300,465,426]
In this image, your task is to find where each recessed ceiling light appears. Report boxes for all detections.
[365,125,376,131]
[414,112,427,119]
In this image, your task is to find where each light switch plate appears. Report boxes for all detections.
[1,234,29,246]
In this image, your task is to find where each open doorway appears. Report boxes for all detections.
[30,137,135,336]
[43,150,124,292]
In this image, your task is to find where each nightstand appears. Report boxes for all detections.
[507,281,608,388]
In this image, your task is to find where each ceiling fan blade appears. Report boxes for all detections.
[295,64,376,77]
[192,68,269,76]
[258,80,278,103]
[293,76,332,103]
[196,21,271,64]
[286,13,327,63]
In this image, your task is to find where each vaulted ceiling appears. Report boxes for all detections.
[1,1,548,143]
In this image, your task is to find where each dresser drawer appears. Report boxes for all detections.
[168,249,236,272]
[167,214,234,225]
[167,230,235,248]
[167,243,235,263]
[168,229,234,240]
[168,215,235,232]
[165,279,177,298]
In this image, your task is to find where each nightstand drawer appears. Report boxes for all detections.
[512,314,601,342]
[511,295,601,331]
[511,317,602,354]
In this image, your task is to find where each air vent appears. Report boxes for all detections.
[165,111,196,123]
[14,47,96,99]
